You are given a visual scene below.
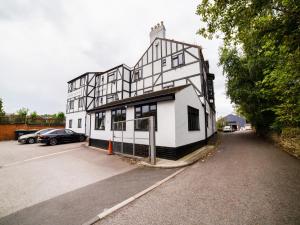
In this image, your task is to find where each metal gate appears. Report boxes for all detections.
[112,116,156,165]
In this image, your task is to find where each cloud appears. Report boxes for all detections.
[0,0,233,116]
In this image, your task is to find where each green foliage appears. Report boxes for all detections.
[0,98,5,116]
[197,0,300,132]
[216,117,226,130]
[16,108,29,117]
[53,112,65,120]
[30,111,38,119]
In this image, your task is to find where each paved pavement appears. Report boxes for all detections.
[95,131,300,225]
[0,141,176,225]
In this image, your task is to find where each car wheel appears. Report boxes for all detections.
[28,138,35,144]
[79,136,85,142]
[49,138,58,146]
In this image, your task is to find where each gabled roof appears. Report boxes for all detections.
[87,84,190,113]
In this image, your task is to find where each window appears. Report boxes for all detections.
[95,112,105,130]
[206,112,209,128]
[133,69,142,81]
[80,77,85,86]
[111,108,126,131]
[162,58,166,67]
[78,98,84,108]
[78,118,82,128]
[69,119,72,128]
[188,106,200,131]
[68,82,75,92]
[107,94,117,103]
[108,72,116,83]
[53,129,66,135]
[69,100,74,110]
[96,76,101,86]
[172,53,184,68]
[135,103,157,131]
[65,129,74,134]
[101,76,104,82]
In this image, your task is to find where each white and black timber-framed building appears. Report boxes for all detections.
[66,22,216,160]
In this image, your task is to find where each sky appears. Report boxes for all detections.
[0,0,233,117]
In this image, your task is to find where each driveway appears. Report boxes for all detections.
[95,131,300,225]
[0,141,177,225]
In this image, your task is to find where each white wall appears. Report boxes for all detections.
[174,86,206,147]
[65,111,87,134]
[90,101,176,147]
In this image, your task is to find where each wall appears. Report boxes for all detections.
[0,124,64,141]
[65,111,87,134]
[174,86,206,147]
[89,100,176,147]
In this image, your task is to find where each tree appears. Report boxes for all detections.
[0,98,5,116]
[197,0,300,132]
[16,108,29,117]
[30,111,38,119]
[54,112,65,120]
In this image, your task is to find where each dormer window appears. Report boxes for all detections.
[171,52,184,68]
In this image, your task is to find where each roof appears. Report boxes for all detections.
[87,84,190,113]
[67,72,102,83]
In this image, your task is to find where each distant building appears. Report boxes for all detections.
[223,114,246,130]
[65,22,216,160]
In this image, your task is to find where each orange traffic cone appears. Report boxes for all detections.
[108,139,113,155]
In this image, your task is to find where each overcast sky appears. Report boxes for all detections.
[0,0,233,117]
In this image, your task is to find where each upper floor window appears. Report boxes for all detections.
[108,72,116,83]
[133,69,142,81]
[135,103,157,131]
[80,77,85,86]
[69,100,74,110]
[162,58,166,67]
[78,97,84,108]
[111,108,126,131]
[188,106,200,131]
[68,82,75,92]
[172,52,184,68]
[95,112,105,130]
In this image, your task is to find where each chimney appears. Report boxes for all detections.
[150,21,166,43]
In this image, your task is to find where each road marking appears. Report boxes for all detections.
[82,167,186,225]
[1,147,82,168]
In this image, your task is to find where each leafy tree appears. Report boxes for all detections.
[16,108,29,117]
[30,111,38,119]
[197,0,300,132]
[53,112,65,120]
[0,98,5,116]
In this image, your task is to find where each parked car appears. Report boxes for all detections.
[37,129,87,146]
[18,128,54,144]
[245,124,252,130]
[223,125,233,132]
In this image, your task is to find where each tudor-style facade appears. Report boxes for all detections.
[65,22,216,160]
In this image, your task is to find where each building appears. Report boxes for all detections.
[66,22,216,160]
[223,114,246,131]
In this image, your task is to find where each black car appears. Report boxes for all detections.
[18,128,54,144]
[37,129,87,146]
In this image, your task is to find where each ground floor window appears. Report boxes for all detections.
[111,108,126,131]
[69,119,72,128]
[135,103,157,131]
[78,118,82,128]
[95,112,105,130]
[188,106,200,131]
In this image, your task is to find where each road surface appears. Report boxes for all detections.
[96,131,300,225]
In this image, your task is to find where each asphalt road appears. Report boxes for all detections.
[95,131,300,225]
[0,141,177,225]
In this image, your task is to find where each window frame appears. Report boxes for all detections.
[95,112,106,130]
[69,119,72,128]
[78,97,84,108]
[111,108,126,131]
[187,106,200,131]
[108,72,116,83]
[134,103,157,131]
[171,52,185,68]
[80,77,85,86]
[133,69,142,81]
[78,118,82,128]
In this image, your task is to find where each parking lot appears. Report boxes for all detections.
[0,141,176,225]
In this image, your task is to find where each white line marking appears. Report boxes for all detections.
[82,167,186,225]
[1,147,82,168]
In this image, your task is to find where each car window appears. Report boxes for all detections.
[65,129,74,135]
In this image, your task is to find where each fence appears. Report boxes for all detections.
[0,115,65,126]
[112,116,156,165]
